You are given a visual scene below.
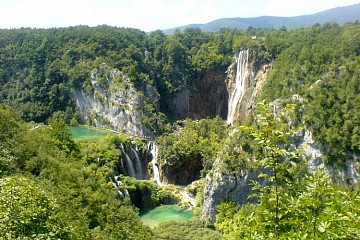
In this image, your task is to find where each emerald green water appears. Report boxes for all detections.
[68,126,112,139]
[140,205,194,228]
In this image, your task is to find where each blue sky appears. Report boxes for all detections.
[0,0,359,31]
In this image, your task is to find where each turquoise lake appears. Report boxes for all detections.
[140,205,194,228]
[68,126,113,139]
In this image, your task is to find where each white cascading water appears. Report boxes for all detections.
[148,141,162,186]
[131,146,143,180]
[121,145,136,178]
[226,49,249,125]
[111,176,128,199]
[123,189,130,198]
[181,190,196,208]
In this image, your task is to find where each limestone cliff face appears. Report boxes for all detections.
[72,64,159,137]
[201,157,266,223]
[161,156,203,185]
[171,71,228,119]
[201,49,360,223]
[294,129,360,185]
[201,127,360,223]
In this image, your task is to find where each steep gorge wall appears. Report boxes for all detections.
[201,49,274,222]
[202,157,267,223]
[200,50,360,222]
[72,64,159,138]
[294,129,360,185]
[201,127,360,223]
[170,70,228,119]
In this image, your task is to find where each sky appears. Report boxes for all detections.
[0,0,359,32]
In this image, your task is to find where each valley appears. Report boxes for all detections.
[0,20,360,239]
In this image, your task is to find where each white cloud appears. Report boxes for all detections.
[0,0,359,31]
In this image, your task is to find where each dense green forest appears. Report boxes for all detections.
[0,26,234,123]
[1,22,360,239]
[1,23,359,160]
[0,105,156,239]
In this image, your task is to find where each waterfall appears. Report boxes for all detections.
[131,146,143,180]
[148,141,162,186]
[227,49,249,125]
[123,189,130,198]
[121,145,136,178]
[111,176,129,199]
[181,190,196,208]
[114,176,123,186]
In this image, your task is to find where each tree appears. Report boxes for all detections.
[216,101,360,239]
[0,146,16,177]
[0,176,70,239]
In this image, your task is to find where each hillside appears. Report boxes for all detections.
[163,3,360,34]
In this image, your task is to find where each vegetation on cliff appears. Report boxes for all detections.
[1,21,360,239]
[262,23,360,163]
[157,117,227,183]
[216,103,360,239]
[1,23,359,160]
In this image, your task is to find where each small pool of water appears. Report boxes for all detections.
[140,205,193,228]
[68,126,113,139]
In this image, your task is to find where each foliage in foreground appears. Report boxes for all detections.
[153,220,222,240]
[216,171,360,240]
[215,102,360,239]
[0,105,155,239]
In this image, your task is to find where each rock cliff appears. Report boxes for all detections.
[201,157,266,223]
[201,48,360,223]
[170,70,228,119]
[295,129,360,185]
[201,128,360,223]
[72,64,159,138]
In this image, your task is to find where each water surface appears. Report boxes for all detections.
[69,126,112,139]
[140,205,193,228]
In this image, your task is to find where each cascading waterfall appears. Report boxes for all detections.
[226,49,249,125]
[181,190,196,208]
[121,145,136,178]
[131,145,143,180]
[111,176,129,199]
[148,141,162,186]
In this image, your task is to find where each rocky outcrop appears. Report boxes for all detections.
[170,71,228,119]
[72,64,159,137]
[201,49,360,224]
[295,129,360,185]
[201,128,360,223]
[201,157,267,223]
[201,50,274,222]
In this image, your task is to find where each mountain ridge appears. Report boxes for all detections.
[162,3,360,34]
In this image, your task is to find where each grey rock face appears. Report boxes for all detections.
[225,49,272,122]
[170,71,228,119]
[201,158,265,223]
[201,128,360,224]
[72,66,158,137]
[296,129,360,184]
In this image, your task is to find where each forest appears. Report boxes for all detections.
[0,22,360,239]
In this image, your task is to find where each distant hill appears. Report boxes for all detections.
[162,3,360,34]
